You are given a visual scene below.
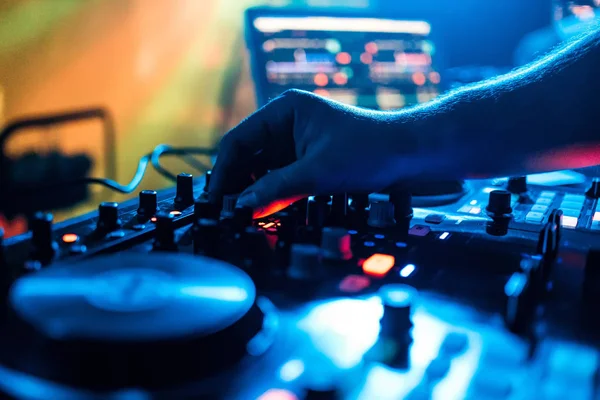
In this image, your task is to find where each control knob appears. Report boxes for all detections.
[486,190,512,218]
[194,197,219,221]
[97,202,121,232]
[287,244,321,280]
[368,194,395,228]
[379,284,415,337]
[174,173,194,209]
[221,194,238,219]
[153,212,177,251]
[306,195,331,228]
[137,190,157,218]
[233,206,254,231]
[320,227,353,261]
[586,177,600,199]
[507,176,527,194]
[193,218,219,258]
[29,212,58,265]
[203,170,212,192]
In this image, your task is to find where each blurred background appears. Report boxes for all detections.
[0,0,597,237]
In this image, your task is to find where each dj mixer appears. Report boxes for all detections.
[1,172,600,399]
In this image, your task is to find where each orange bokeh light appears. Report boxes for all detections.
[412,72,426,86]
[62,233,79,243]
[335,52,351,65]
[429,71,441,84]
[313,73,329,87]
[365,41,378,54]
[360,53,373,64]
[333,72,348,86]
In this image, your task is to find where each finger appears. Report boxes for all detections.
[236,160,314,217]
[208,91,300,202]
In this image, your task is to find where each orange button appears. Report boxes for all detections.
[150,217,158,223]
[61,233,79,244]
[362,254,395,278]
[169,211,182,216]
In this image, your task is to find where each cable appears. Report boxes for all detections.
[11,144,217,195]
[150,145,215,182]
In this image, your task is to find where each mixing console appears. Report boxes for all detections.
[1,172,600,399]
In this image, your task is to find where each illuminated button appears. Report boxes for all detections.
[150,217,158,223]
[561,216,578,229]
[525,212,544,223]
[69,244,87,254]
[469,207,481,215]
[61,233,79,244]
[438,232,450,240]
[560,208,580,218]
[530,205,548,213]
[106,230,126,240]
[539,191,556,198]
[425,214,445,224]
[363,253,395,278]
[132,224,146,231]
[593,212,600,222]
[563,194,586,203]
[458,205,473,213]
[169,210,182,216]
[535,198,553,205]
[591,221,600,231]
[399,264,416,278]
[560,201,583,210]
[339,275,371,293]
[469,199,478,205]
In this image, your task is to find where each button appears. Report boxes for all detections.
[539,191,556,198]
[469,206,481,214]
[132,224,146,231]
[563,194,585,202]
[535,198,553,205]
[169,210,182,216]
[525,212,544,223]
[561,216,578,229]
[106,230,126,240]
[61,233,79,244]
[363,254,395,278]
[409,225,430,237]
[458,205,473,213]
[338,275,370,293]
[593,211,600,222]
[368,196,395,228]
[530,205,548,213]
[560,208,580,218]
[560,201,583,210]
[591,221,600,231]
[69,244,87,254]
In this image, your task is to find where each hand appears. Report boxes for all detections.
[208,89,416,217]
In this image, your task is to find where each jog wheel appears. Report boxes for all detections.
[0,253,271,392]
[387,180,468,207]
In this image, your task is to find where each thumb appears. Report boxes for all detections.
[236,161,312,218]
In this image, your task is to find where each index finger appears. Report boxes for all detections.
[208,91,297,203]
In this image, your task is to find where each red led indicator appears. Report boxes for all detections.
[363,254,395,278]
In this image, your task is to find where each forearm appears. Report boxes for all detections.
[399,26,600,179]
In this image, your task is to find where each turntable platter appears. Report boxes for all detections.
[0,253,271,390]
[10,253,256,341]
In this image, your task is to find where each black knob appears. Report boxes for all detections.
[29,212,58,265]
[586,178,600,199]
[174,173,194,209]
[320,227,353,261]
[203,170,212,192]
[486,190,512,217]
[137,190,157,217]
[329,193,348,224]
[379,284,415,337]
[194,197,219,221]
[389,190,413,229]
[368,194,395,228]
[306,195,330,228]
[503,271,534,333]
[97,202,121,232]
[233,206,254,231]
[507,176,527,194]
[241,227,273,273]
[193,218,219,257]
[153,212,177,251]
[221,194,238,219]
